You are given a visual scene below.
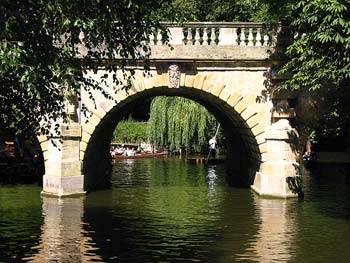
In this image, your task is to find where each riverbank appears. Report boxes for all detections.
[316,151,350,163]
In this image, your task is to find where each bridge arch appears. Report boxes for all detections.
[80,65,271,191]
[40,22,301,198]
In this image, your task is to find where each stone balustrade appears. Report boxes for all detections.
[149,22,278,47]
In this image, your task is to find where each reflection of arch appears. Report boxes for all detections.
[81,67,271,192]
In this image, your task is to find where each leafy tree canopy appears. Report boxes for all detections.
[279,0,350,147]
[112,119,148,144]
[281,0,350,92]
[172,0,276,22]
[0,0,174,137]
[148,96,222,152]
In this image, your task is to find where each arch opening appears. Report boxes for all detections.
[83,87,261,192]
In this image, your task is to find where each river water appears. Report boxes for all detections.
[0,157,350,262]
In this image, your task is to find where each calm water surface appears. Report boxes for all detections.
[1,157,350,262]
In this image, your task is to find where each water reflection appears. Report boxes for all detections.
[5,160,350,262]
[207,165,217,190]
[27,160,298,262]
[80,159,227,262]
[248,197,297,262]
[29,196,102,262]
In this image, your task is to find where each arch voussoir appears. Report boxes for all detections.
[193,74,207,90]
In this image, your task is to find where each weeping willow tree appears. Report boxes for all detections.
[148,96,221,152]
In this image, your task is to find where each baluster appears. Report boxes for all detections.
[194,28,201,45]
[149,31,155,45]
[210,28,216,45]
[263,34,269,46]
[187,28,193,45]
[182,28,186,44]
[233,28,238,45]
[255,28,262,46]
[248,28,254,46]
[202,28,209,45]
[156,29,163,45]
[239,28,246,46]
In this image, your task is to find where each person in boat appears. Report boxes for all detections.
[302,137,311,157]
[114,146,125,155]
[123,147,136,157]
[208,135,217,158]
[303,136,316,162]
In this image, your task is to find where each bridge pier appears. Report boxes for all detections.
[42,123,85,197]
[252,119,301,198]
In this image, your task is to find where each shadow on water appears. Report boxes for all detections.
[302,163,350,220]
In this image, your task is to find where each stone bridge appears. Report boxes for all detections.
[40,22,302,198]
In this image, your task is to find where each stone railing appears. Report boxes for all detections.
[149,22,279,47]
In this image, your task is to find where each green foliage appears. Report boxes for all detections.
[278,0,350,147]
[112,120,148,144]
[0,0,175,137]
[281,0,350,92]
[148,96,220,151]
[171,0,258,21]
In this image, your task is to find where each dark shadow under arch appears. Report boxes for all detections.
[83,87,261,192]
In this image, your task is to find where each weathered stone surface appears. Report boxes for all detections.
[265,119,298,141]
[272,108,296,119]
[252,172,298,198]
[61,124,81,138]
[81,122,95,135]
[149,45,271,61]
[42,174,85,197]
[89,114,101,127]
[81,131,91,144]
[184,74,195,88]
[45,161,82,177]
[252,119,300,197]
[210,82,225,97]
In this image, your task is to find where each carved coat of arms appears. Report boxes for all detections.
[168,64,181,88]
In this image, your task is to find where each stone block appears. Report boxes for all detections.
[143,75,156,89]
[272,108,296,119]
[81,131,91,144]
[82,122,96,135]
[193,74,207,90]
[210,82,225,97]
[43,151,49,161]
[61,124,81,138]
[258,143,267,154]
[202,74,215,91]
[252,124,267,136]
[260,161,298,177]
[90,107,107,120]
[219,87,231,102]
[45,160,82,177]
[40,141,49,152]
[89,114,101,127]
[227,93,242,108]
[42,174,85,197]
[61,142,80,160]
[80,141,88,152]
[235,95,256,114]
[184,74,195,88]
[251,172,298,198]
[115,89,128,102]
[265,119,298,141]
[38,135,48,143]
[79,150,85,161]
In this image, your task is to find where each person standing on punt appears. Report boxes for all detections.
[208,135,217,158]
